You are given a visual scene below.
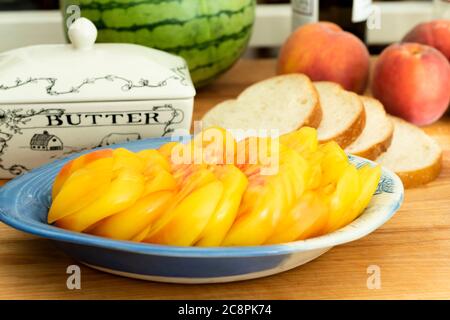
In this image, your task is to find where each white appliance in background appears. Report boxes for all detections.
[434,0,450,19]
[0,1,435,53]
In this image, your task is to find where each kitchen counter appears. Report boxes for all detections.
[0,59,449,299]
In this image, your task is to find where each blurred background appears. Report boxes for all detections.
[0,0,441,55]
[0,0,433,10]
[0,0,57,10]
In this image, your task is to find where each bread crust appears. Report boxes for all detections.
[301,83,322,129]
[353,131,393,160]
[319,99,366,149]
[396,152,443,188]
[335,105,366,149]
[345,96,395,160]
[303,101,322,129]
[314,83,366,149]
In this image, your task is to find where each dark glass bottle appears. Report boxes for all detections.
[292,0,372,43]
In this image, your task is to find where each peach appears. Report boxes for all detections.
[402,20,450,61]
[372,43,450,125]
[277,22,370,94]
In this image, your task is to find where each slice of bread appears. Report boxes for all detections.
[345,97,394,160]
[314,82,366,149]
[376,117,442,188]
[201,74,322,136]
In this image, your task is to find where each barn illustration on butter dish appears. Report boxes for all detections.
[30,131,63,151]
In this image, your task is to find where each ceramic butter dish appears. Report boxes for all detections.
[0,18,195,178]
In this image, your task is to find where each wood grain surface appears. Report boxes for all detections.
[0,59,449,300]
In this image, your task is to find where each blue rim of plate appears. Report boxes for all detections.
[0,137,404,258]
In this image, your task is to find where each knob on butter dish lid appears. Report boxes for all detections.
[0,18,196,104]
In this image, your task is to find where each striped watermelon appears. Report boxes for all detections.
[61,0,256,87]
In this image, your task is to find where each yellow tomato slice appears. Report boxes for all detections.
[236,136,281,171]
[191,126,237,165]
[195,165,248,247]
[55,168,145,232]
[236,144,306,220]
[265,147,310,239]
[235,171,266,219]
[279,147,308,199]
[137,149,171,173]
[144,181,224,246]
[322,164,360,233]
[113,148,145,172]
[318,141,349,186]
[222,176,286,246]
[173,166,216,199]
[52,149,113,198]
[304,151,323,190]
[338,165,381,229]
[265,191,329,244]
[158,141,180,160]
[137,169,217,241]
[89,191,174,240]
[279,127,318,156]
[132,225,152,242]
[48,157,114,223]
[142,169,177,196]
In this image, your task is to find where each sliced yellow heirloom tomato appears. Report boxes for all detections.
[48,157,114,223]
[164,127,236,168]
[234,165,265,219]
[322,164,360,234]
[135,167,216,241]
[137,149,171,173]
[279,147,309,200]
[318,141,349,187]
[144,181,224,246]
[222,175,286,246]
[254,146,309,238]
[303,151,323,190]
[234,146,302,224]
[234,139,289,217]
[189,126,237,165]
[297,199,329,240]
[235,136,280,170]
[142,169,177,196]
[52,149,113,198]
[132,225,152,242]
[280,128,321,190]
[195,165,248,247]
[55,168,145,232]
[279,166,295,208]
[113,148,145,172]
[173,165,215,195]
[89,191,174,240]
[279,127,318,156]
[158,141,180,161]
[265,191,329,244]
[337,165,381,229]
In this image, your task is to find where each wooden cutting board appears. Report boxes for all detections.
[0,59,449,299]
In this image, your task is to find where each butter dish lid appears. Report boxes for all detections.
[0,18,196,104]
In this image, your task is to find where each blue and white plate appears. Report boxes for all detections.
[0,138,404,284]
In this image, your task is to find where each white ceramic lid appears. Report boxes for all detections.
[0,18,195,104]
